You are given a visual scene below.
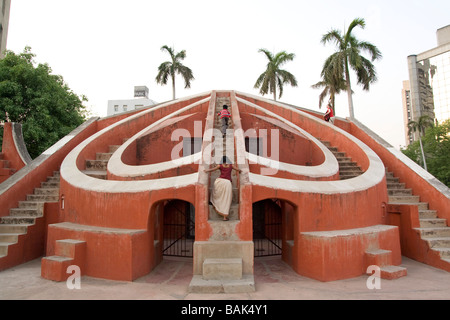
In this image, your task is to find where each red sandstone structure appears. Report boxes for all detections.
[1,90,449,293]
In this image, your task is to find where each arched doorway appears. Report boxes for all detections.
[162,200,195,257]
[252,199,282,257]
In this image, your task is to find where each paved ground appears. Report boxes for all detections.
[1,256,450,301]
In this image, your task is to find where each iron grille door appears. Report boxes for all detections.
[163,200,195,257]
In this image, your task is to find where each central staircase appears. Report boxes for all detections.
[189,96,255,293]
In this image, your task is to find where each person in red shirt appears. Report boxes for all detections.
[217,105,231,137]
[324,101,335,124]
[204,156,241,221]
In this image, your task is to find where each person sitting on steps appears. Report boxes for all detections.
[204,156,241,221]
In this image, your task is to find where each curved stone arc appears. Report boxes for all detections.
[11,122,32,165]
[60,92,212,193]
[235,96,339,179]
[107,96,211,178]
[234,92,386,194]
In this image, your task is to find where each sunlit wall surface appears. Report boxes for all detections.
[427,51,450,123]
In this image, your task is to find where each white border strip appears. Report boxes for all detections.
[107,97,209,178]
[60,93,211,193]
[237,97,338,178]
[235,92,386,194]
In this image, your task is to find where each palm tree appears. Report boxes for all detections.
[155,45,194,100]
[321,18,382,118]
[254,49,298,101]
[408,115,434,171]
[311,55,347,113]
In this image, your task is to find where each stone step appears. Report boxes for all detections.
[203,258,242,280]
[389,201,429,210]
[339,173,361,180]
[339,164,361,170]
[419,218,448,228]
[365,249,392,267]
[47,176,60,182]
[380,265,407,280]
[34,188,59,196]
[388,188,413,196]
[432,247,450,259]
[18,201,44,208]
[419,210,438,219]
[386,176,400,183]
[209,204,239,221]
[339,162,358,167]
[81,170,107,179]
[423,237,450,249]
[328,146,338,152]
[0,224,30,234]
[42,255,73,263]
[9,207,42,217]
[41,181,60,188]
[0,243,13,257]
[332,151,347,158]
[0,233,20,243]
[188,274,255,294]
[416,227,450,238]
[96,152,113,161]
[336,156,352,162]
[109,145,121,153]
[85,159,108,171]
[26,194,59,202]
[0,216,37,225]
[339,168,363,175]
[387,182,406,189]
[320,140,331,147]
[388,195,421,203]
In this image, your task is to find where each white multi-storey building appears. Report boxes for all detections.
[403,25,450,145]
[107,86,158,116]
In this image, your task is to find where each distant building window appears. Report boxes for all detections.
[123,105,128,111]
[114,105,119,112]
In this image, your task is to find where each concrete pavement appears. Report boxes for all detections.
[1,256,450,300]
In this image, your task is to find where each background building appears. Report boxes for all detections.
[107,86,158,116]
[0,0,10,58]
[403,25,450,145]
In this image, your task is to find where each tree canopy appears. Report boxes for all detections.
[0,47,87,158]
[402,119,450,187]
[155,45,194,100]
[321,18,382,118]
[254,49,298,101]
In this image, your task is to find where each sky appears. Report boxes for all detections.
[5,0,450,149]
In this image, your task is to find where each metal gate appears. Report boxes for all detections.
[253,199,282,257]
[163,200,195,257]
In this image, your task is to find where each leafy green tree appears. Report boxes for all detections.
[0,47,87,158]
[407,115,434,171]
[403,119,450,187]
[321,18,382,118]
[254,49,298,101]
[155,45,194,100]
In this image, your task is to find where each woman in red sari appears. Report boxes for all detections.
[204,156,241,220]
